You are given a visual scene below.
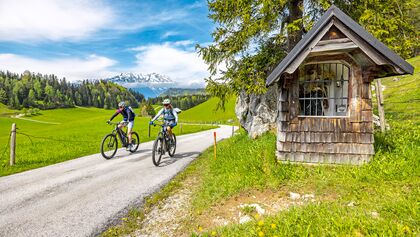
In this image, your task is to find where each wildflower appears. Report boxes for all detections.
[254,213,260,219]
[198,226,203,232]
[211,231,217,236]
[258,231,265,237]
[258,220,264,226]
[271,223,276,229]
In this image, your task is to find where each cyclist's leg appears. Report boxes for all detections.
[127,121,134,144]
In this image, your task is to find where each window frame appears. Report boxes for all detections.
[297,60,352,118]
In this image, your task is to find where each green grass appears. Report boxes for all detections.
[0,107,216,176]
[102,56,420,236]
[187,56,420,236]
[380,56,420,124]
[181,96,237,123]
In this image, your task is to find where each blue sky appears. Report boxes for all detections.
[0,0,214,87]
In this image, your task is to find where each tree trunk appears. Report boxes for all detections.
[236,0,304,138]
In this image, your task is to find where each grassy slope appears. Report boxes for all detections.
[181,96,237,123]
[0,107,216,176]
[187,56,420,236]
[103,58,419,236]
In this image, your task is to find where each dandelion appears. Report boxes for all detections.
[254,213,260,219]
[258,220,264,226]
[198,226,203,232]
[211,231,217,236]
[258,231,265,237]
[271,223,276,229]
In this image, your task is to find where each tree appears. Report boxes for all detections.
[0,88,7,104]
[198,0,419,107]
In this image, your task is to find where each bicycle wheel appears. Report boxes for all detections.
[168,133,177,157]
[101,134,118,159]
[152,137,163,166]
[129,132,140,153]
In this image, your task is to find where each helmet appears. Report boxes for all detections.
[118,101,126,107]
[162,99,171,105]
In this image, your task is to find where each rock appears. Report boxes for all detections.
[373,114,390,130]
[289,192,301,200]
[239,215,252,224]
[235,84,279,138]
[392,77,400,82]
[302,194,315,200]
[371,211,380,218]
[239,203,266,215]
[347,201,355,207]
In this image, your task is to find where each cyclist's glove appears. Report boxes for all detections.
[149,121,154,125]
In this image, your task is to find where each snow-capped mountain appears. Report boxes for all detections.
[104,73,176,98]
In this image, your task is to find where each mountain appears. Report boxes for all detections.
[104,73,176,98]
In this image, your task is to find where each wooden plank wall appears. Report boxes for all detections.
[276,54,374,164]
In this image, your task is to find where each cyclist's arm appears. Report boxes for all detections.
[126,108,132,121]
[151,108,163,122]
[173,109,178,123]
[109,109,121,121]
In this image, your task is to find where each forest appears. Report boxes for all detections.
[147,94,210,111]
[0,71,144,110]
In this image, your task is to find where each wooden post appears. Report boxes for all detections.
[213,132,217,160]
[10,123,16,166]
[180,123,183,135]
[148,122,151,137]
[231,125,234,137]
[375,79,386,132]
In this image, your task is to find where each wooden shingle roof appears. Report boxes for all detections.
[266,5,414,86]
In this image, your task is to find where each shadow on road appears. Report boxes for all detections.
[157,152,201,167]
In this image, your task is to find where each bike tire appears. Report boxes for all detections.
[168,133,177,157]
[129,132,140,153]
[101,134,118,159]
[152,137,163,166]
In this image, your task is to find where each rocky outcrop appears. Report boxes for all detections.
[235,84,279,138]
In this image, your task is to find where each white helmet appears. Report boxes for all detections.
[118,101,126,107]
[162,99,171,105]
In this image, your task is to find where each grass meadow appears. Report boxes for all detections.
[103,56,419,236]
[0,106,216,176]
[180,96,237,124]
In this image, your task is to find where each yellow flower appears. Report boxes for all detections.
[211,231,217,236]
[198,226,203,232]
[271,223,276,229]
[258,231,265,237]
[258,220,264,226]
[402,225,411,234]
[254,213,260,219]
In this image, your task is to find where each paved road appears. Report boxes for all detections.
[0,125,235,237]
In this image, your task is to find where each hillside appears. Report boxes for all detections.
[159,88,206,97]
[105,57,420,236]
[181,96,237,123]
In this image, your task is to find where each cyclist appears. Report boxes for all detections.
[149,99,178,141]
[108,101,136,150]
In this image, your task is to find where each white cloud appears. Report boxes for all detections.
[0,53,116,81]
[0,0,115,42]
[131,41,209,88]
[161,31,180,39]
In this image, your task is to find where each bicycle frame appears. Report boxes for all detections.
[110,122,128,147]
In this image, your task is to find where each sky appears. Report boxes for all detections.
[0,0,214,87]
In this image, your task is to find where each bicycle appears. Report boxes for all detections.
[100,121,140,159]
[150,120,177,166]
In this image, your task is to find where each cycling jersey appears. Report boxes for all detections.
[152,108,178,123]
[110,106,135,122]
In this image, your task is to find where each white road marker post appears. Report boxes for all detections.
[10,123,16,166]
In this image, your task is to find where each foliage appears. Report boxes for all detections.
[147,94,210,111]
[333,0,419,59]
[199,0,419,107]
[0,71,144,110]
[140,102,156,118]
